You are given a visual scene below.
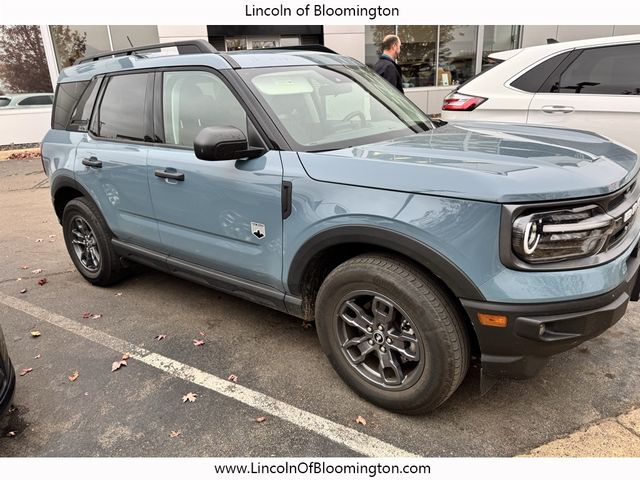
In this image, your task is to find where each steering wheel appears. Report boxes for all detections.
[341,111,367,128]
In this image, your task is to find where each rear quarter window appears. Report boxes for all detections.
[510,51,571,93]
[52,81,90,129]
[68,77,101,132]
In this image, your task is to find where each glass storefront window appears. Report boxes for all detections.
[438,25,478,86]
[109,26,159,50]
[225,37,247,51]
[482,25,521,71]
[397,25,438,88]
[0,25,53,103]
[50,25,111,69]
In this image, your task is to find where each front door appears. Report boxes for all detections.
[146,69,284,290]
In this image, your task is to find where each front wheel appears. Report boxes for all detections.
[315,254,469,414]
[62,197,127,286]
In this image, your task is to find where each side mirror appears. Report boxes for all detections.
[194,126,265,161]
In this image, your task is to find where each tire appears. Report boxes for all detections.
[315,254,469,414]
[62,197,127,286]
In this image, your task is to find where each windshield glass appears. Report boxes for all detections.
[239,65,433,151]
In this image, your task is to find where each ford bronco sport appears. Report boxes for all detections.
[42,40,640,413]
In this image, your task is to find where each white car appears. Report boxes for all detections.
[441,34,640,154]
[0,93,54,108]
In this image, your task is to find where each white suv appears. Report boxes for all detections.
[441,34,640,154]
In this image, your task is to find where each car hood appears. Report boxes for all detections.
[297,122,639,203]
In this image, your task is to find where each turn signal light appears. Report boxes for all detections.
[477,313,508,328]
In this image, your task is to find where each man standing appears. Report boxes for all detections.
[373,34,403,93]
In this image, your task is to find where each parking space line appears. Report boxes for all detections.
[0,292,416,457]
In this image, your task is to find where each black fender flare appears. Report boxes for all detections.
[287,225,485,301]
[50,174,94,218]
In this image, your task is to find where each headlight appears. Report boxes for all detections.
[512,205,614,263]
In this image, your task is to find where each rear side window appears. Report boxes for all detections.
[557,44,640,95]
[510,51,571,93]
[96,73,150,141]
[0,98,10,107]
[52,81,89,129]
[68,77,101,132]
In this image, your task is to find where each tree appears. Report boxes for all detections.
[0,25,52,93]
[50,25,87,69]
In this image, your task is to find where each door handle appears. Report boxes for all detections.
[82,156,102,168]
[541,105,575,114]
[154,169,185,181]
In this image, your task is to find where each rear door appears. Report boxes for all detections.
[146,69,284,290]
[528,43,640,154]
[75,71,162,250]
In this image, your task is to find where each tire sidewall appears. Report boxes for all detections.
[62,199,112,282]
[316,259,460,412]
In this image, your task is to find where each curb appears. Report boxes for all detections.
[521,408,640,457]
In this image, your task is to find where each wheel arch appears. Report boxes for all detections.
[287,226,485,316]
[51,175,92,221]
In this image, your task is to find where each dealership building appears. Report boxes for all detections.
[1,24,639,145]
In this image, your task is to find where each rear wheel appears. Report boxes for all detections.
[62,197,127,286]
[315,254,469,414]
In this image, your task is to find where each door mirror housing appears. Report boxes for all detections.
[194,126,265,161]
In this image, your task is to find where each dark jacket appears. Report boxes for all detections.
[373,54,404,93]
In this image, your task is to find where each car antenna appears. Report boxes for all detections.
[125,36,146,59]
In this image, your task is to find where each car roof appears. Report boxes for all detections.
[57,49,361,84]
[489,33,640,61]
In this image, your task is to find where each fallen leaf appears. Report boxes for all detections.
[37,278,47,286]
[68,370,79,382]
[90,314,102,320]
[35,238,43,243]
[82,312,92,319]
[182,392,197,403]
[227,374,238,383]
[20,265,29,270]
[31,268,43,274]
[301,320,312,330]
[192,339,205,347]
[121,353,130,361]
[20,368,33,376]
[111,360,127,372]
[355,415,367,426]
[30,331,41,337]
[6,431,16,438]
[48,234,56,239]
[16,278,22,282]
[19,288,27,294]
[256,416,267,423]
[114,292,123,297]
[34,354,41,359]
[170,431,182,438]
[155,334,167,341]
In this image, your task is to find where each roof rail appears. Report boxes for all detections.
[74,39,217,65]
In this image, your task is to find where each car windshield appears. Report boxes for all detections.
[239,65,433,151]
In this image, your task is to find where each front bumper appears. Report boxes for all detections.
[461,243,640,378]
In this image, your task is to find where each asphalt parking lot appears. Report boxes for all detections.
[1,157,640,457]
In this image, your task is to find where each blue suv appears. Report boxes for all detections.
[42,41,640,413]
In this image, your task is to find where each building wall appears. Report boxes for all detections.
[521,25,640,47]
[323,25,365,62]
[157,25,208,43]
